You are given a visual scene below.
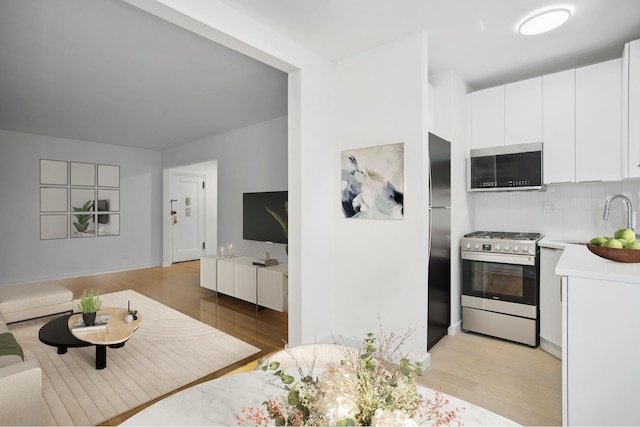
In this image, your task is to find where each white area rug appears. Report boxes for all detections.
[9,290,260,426]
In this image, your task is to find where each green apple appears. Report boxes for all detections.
[614,228,636,243]
[624,241,640,250]
[589,237,608,246]
[603,238,625,249]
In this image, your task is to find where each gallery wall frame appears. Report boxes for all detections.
[40,214,68,240]
[39,159,121,240]
[70,161,96,186]
[40,187,68,212]
[98,164,120,187]
[40,159,68,185]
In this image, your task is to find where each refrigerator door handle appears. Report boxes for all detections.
[428,207,432,257]
[428,160,433,207]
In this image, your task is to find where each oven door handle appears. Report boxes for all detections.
[462,251,536,266]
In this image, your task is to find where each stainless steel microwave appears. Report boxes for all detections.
[468,142,543,192]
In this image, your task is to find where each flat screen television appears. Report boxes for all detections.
[243,191,288,244]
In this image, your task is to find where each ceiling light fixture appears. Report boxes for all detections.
[518,8,571,36]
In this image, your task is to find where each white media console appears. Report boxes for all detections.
[200,255,288,312]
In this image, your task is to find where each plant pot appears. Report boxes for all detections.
[83,312,97,326]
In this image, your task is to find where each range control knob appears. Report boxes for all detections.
[522,244,529,253]
[466,243,472,249]
[495,244,501,251]
[504,245,510,251]
[474,244,480,250]
[513,246,519,252]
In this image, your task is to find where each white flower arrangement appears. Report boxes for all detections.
[236,329,463,426]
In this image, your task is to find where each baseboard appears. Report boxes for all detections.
[0,263,159,287]
[448,319,462,336]
[540,338,562,360]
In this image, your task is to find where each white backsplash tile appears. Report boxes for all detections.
[473,179,640,240]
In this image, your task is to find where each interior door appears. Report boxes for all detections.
[171,173,205,263]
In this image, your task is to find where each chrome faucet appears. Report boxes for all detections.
[603,194,633,230]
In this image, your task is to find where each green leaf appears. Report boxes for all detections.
[265,204,288,240]
[281,373,295,384]
[269,361,281,371]
[287,390,300,406]
[336,416,358,426]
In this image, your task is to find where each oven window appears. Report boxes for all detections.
[463,259,538,305]
[473,264,524,297]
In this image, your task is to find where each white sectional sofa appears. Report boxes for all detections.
[0,281,73,425]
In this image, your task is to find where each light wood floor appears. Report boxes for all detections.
[55,260,561,426]
[417,333,562,426]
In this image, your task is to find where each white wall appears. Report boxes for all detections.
[0,129,162,285]
[333,33,430,361]
[473,180,640,239]
[161,117,288,264]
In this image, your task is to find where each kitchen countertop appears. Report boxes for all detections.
[538,237,588,250]
[555,243,640,284]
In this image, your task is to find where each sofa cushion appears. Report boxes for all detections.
[0,333,23,360]
[0,312,7,333]
[0,333,24,368]
[0,281,72,323]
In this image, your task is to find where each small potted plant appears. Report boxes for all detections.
[78,289,102,326]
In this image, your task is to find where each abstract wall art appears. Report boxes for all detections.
[341,142,404,219]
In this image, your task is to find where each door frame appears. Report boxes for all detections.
[162,161,218,267]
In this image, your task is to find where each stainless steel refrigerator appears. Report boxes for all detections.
[427,133,451,350]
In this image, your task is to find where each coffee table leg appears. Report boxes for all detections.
[96,345,107,370]
[57,346,68,355]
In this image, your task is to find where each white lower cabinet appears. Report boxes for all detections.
[258,264,288,312]
[562,276,640,425]
[539,248,562,358]
[216,256,239,297]
[202,255,288,311]
[200,255,231,291]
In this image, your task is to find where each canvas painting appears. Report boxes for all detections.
[341,142,404,219]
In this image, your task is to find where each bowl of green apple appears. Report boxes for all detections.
[587,228,640,263]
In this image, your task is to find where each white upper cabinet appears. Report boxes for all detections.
[505,77,543,145]
[575,58,621,182]
[470,85,504,149]
[543,70,576,184]
[622,39,640,178]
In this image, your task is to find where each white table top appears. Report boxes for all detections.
[121,369,518,426]
[69,307,142,346]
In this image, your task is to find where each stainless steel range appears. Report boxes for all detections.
[461,231,543,347]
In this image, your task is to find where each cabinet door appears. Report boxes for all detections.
[623,39,640,178]
[575,59,622,182]
[543,70,576,183]
[564,277,640,425]
[217,260,236,296]
[235,264,257,303]
[470,86,504,149]
[539,248,563,356]
[505,77,542,145]
[258,267,288,311]
[200,256,217,291]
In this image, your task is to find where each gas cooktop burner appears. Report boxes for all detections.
[464,231,543,241]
